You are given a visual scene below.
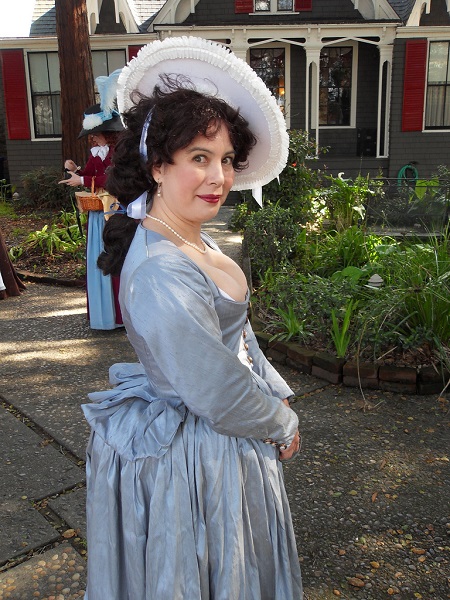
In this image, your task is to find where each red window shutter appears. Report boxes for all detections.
[128,45,144,61]
[402,39,427,132]
[1,49,30,140]
[295,0,312,10]
[235,0,253,13]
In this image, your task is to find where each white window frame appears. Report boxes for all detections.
[252,0,296,14]
[318,40,358,130]
[26,50,61,141]
[424,40,450,131]
[248,42,291,128]
[26,48,127,142]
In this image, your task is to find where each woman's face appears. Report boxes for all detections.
[90,133,107,147]
[152,124,236,223]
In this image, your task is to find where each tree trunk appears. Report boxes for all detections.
[55,0,95,169]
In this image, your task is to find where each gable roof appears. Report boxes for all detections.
[387,0,417,22]
[29,0,166,36]
[30,0,56,36]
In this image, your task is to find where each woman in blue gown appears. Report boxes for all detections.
[83,37,303,599]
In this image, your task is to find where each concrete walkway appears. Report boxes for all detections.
[0,207,448,600]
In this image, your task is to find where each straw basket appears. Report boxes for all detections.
[75,179,104,213]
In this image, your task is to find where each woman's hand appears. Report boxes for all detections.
[59,173,83,187]
[279,430,300,461]
[279,398,300,461]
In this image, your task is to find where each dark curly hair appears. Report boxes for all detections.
[97,75,256,276]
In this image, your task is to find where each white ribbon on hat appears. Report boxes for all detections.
[124,111,154,219]
[251,187,263,207]
[127,192,148,219]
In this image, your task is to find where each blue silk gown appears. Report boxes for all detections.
[82,224,303,599]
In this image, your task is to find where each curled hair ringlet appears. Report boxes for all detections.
[99,75,256,277]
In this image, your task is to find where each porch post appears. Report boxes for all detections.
[230,29,249,60]
[305,46,321,156]
[377,44,393,158]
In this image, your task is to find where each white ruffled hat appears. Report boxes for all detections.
[117,36,289,193]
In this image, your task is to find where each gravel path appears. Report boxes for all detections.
[275,363,450,600]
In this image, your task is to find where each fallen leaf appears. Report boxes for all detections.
[371,491,378,502]
[62,529,76,539]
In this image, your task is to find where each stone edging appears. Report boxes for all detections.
[17,270,86,288]
[255,330,448,396]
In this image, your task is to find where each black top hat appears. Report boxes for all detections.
[78,103,124,138]
[78,69,124,138]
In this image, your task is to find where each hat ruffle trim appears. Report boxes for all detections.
[117,36,289,192]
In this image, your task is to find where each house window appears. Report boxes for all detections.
[425,41,450,129]
[250,48,286,111]
[92,50,126,81]
[28,50,127,139]
[319,47,353,126]
[255,0,293,11]
[92,50,127,104]
[28,52,61,138]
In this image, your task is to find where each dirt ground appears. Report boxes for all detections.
[1,212,86,281]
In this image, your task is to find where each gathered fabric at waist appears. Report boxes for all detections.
[82,361,274,462]
[82,362,188,461]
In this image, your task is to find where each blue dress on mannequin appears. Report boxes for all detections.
[86,211,116,329]
[82,224,303,599]
[79,147,122,330]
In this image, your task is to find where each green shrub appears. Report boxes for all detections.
[235,130,327,229]
[19,167,73,211]
[243,204,300,278]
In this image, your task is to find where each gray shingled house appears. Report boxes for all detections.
[1,0,450,193]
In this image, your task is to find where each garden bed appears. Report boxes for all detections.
[1,210,86,282]
[254,330,449,396]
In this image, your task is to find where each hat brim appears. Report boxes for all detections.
[117,36,289,191]
[78,114,124,138]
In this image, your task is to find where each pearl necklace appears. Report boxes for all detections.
[146,214,207,254]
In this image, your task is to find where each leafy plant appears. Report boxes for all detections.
[0,178,16,202]
[407,176,450,228]
[317,173,374,231]
[330,300,358,358]
[265,304,311,344]
[311,226,394,277]
[9,209,86,259]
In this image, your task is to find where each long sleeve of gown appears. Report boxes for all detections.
[123,252,298,446]
[243,319,295,400]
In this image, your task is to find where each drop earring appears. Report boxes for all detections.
[157,181,162,197]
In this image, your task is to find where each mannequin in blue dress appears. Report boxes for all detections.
[83,38,303,599]
[60,70,124,329]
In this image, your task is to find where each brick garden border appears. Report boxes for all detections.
[254,330,448,396]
